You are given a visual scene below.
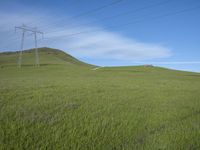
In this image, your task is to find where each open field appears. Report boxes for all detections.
[0,48,200,149]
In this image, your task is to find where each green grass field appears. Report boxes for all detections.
[0,48,200,150]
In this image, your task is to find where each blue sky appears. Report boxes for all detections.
[0,0,200,72]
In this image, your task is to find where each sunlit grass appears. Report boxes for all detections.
[0,48,200,149]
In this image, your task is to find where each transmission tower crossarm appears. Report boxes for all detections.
[15,25,43,34]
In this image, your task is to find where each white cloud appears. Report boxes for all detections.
[60,31,171,60]
[0,9,172,61]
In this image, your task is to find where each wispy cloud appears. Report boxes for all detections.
[133,61,200,64]
[59,31,171,60]
[0,8,172,61]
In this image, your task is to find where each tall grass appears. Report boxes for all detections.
[0,63,200,149]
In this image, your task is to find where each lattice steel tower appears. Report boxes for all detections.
[15,24,43,68]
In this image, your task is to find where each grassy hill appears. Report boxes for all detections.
[0,47,92,67]
[0,48,200,150]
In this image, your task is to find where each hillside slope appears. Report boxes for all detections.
[0,47,93,67]
[0,48,200,150]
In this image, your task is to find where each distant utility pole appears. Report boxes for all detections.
[15,24,43,68]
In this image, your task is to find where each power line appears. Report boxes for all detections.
[39,0,124,31]
[42,1,199,42]
[45,0,172,34]
[1,0,124,49]
[3,0,199,51]
[42,5,200,45]
[3,0,180,46]
[67,0,123,19]
[29,0,123,28]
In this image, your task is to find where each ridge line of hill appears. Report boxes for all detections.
[0,47,94,67]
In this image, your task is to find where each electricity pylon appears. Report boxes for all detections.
[15,24,43,68]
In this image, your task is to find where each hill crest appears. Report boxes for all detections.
[0,47,93,67]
